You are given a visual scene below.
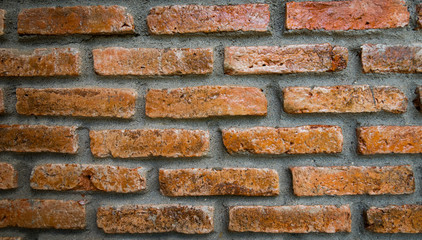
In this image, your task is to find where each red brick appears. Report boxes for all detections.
[159,168,279,196]
[97,205,214,234]
[0,48,80,76]
[93,47,213,76]
[0,88,4,114]
[18,5,134,35]
[0,199,85,229]
[286,0,409,31]
[147,4,270,34]
[418,4,422,29]
[0,125,78,154]
[224,44,348,75]
[30,164,146,193]
[229,205,351,233]
[0,163,18,189]
[0,10,5,36]
[366,205,422,233]
[90,129,209,158]
[291,165,414,196]
[222,126,343,155]
[16,88,137,119]
[146,86,267,118]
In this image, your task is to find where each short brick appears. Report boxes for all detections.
[18,5,134,35]
[0,88,4,114]
[283,85,407,113]
[361,44,422,73]
[146,86,267,118]
[224,44,348,75]
[414,86,422,111]
[366,205,422,233]
[418,4,422,29]
[0,10,5,35]
[147,4,270,35]
[0,199,85,229]
[222,126,343,155]
[291,165,414,196]
[357,126,422,154]
[0,125,78,154]
[16,88,137,118]
[90,129,209,158]
[0,163,18,189]
[286,0,409,31]
[229,205,351,233]
[97,205,214,234]
[93,47,213,76]
[159,168,279,196]
[0,48,80,76]
[30,164,146,193]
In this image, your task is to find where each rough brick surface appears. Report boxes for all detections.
[147,4,270,34]
[0,125,78,154]
[0,88,4,114]
[283,85,407,113]
[90,129,209,158]
[0,48,80,76]
[30,164,146,193]
[229,205,351,233]
[286,0,409,31]
[0,162,18,189]
[357,126,422,154]
[418,4,422,29]
[16,88,137,118]
[222,126,343,154]
[291,165,414,196]
[224,44,348,75]
[413,86,422,111]
[366,205,422,233]
[18,5,134,35]
[159,168,279,196]
[146,86,267,118]
[0,10,5,36]
[97,205,214,234]
[0,199,85,229]
[93,47,213,76]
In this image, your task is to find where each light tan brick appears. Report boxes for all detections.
[0,163,18,189]
[366,205,422,233]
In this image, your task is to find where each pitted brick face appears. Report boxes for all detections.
[0,163,18,189]
[366,205,422,233]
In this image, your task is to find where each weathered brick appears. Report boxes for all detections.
[16,88,137,119]
[97,205,214,234]
[146,86,267,118]
[93,47,213,76]
[159,168,279,196]
[418,4,422,29]
[291,165,414,196]
[283,85,407,113]
[366,205,422,233]
[414,86,422,111]
[0,88,4,114]
[18,5,134,35]
[286,0,409,31]
[0,199,85,229]
[222,126,343,155]
[147,4,270,35]
[229,205,351,233]
[361,44,422,73]
[0,125,78,154]
[0,10,5,36]
[224,44,348,75]
[0,48,80,76]
[90,129,209,158]
[30,164,146,193]
[0,163,18,189]
[357,126,422,154]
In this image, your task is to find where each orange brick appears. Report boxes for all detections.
[366,205,422,233]
[0,10,5,36]
[0,163,18,189]
[0,88,4,114]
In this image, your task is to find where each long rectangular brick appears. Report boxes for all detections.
[146,86,267,118]
[229,205,351,233]
[159,168,279,196]
[366,205,422,233]
[0,199,85,229]
[357,126,422,154]
[90,129,209,158]
[18,5,134,35]
[97,205,214,234]
[93,47,213,76]
[0,88,4,114]
[147,4,270,34]
[224,44,348,75]
[0,163,18,189]
[283,85,407,113]
[30,164,146,193]
[0,10,5,35]
[291,165,414,196]
[0,48,80,76]
[222,126,343,155]
[0,125,78,154]
[286,0,409,31]
[16,88,137,118]
[0,238,22,240]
